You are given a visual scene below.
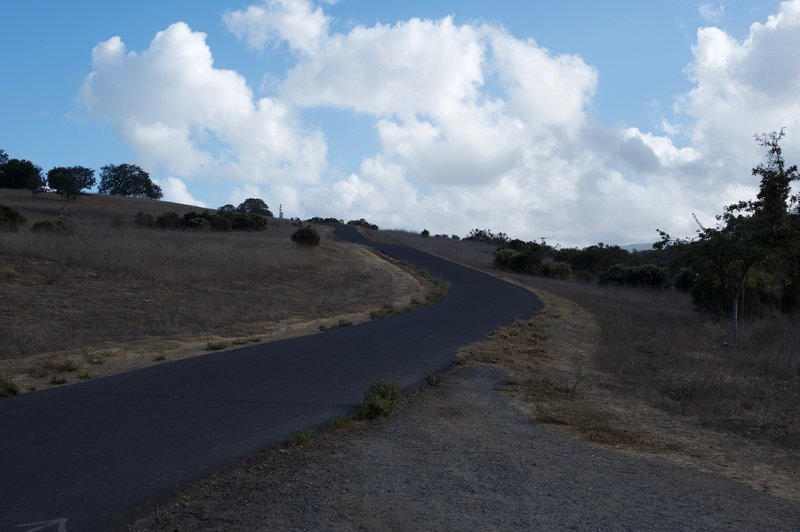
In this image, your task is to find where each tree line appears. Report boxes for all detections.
[483,131,800,341]
[0,149,163,200]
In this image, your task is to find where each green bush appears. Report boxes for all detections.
[354,380,401,420]
[0,204,26,231]
[538,262,571,280]
[30,217,75,235]
[291,225,320,246]
[599,263,669,289]
[0,376,19,397]
[347,218,379,230]
[206,213,232,231]
[156,211,181,229]
[134,211,155,227]
[185,216,210,230]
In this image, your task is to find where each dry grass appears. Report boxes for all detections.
[0,190,425,392]
[402,232,800,501]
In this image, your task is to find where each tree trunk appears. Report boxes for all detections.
[731,292,739,344]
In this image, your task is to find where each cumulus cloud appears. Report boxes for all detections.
[678,0,800,198]
[80,21,327,187]
[80,0,800,246]
[157,176,208,207]
[698,3,725,23]
[223,0,328,54]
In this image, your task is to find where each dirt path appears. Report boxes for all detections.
[131,365,800,530]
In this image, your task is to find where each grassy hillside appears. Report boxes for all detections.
[0,190,424,392]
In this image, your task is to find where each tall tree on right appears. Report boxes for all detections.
[688,130,800,340]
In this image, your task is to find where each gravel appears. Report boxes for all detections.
[131,365,800,531]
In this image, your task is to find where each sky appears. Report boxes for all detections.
[1,0,799,247]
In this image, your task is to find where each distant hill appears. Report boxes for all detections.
[621,243,654,252]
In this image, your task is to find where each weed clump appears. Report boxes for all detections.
[354,379,401,420]
[0,376,19,397]
[30,217,76,235]
[0,204,26,231]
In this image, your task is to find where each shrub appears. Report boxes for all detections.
[228,212,268,231]
[421,229,430,237]
[494,245,543,274]
[0,204,26,231]
[291,225,320,246]
[0,376,19,397]
[599,263,669,289]
[672,267,694,292]
[134,211,156,227]
[539,262,571,280]
[354,380,401,420]
[206,213,232,232]
[30,217,76,235]
[156,211,181,229]
[306,216,342,225]
[185,216,210,230]
[347,218,379,230]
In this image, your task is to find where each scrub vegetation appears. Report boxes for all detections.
[0,189,427,392]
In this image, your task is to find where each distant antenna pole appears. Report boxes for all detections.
[279,203,284,219]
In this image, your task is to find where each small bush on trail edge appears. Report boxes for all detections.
[30,217,76,235]
[426,373,444,386]
[291,225,320,246]
[0,204,26,231]
[206,339,229,351]
[0,376,19,397]
[318,318,354,332]
[354,379,402,420]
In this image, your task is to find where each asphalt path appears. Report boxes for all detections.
[0,226,541,531]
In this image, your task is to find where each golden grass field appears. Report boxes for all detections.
[0,190,426,393]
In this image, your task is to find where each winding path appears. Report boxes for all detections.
[0,227,541,531]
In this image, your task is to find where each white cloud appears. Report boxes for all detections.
[698,3,725,23]
[81,1,800,247]
[679,0,800,184]
[157,177,207,207]
[80,21,327,187]
[223,0,328,54]
[280,16,485,118]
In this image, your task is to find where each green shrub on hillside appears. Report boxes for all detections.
[134,211,155,227]
[0,204,26,231]
[599,263,669,289]
[347,218,379,230]
[291,225,320,246]
[30,217,76,235]
[538,262,571,280]
[156,211,181,229]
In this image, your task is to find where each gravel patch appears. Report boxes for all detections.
[131,365,800,530]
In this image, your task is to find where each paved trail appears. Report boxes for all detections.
[0,226,541,531]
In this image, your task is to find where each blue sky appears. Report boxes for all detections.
[1,1,797,246]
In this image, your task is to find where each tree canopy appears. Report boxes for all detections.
[0,159,44,193]
[236,198,272,217]
[0,149,8,165]
[47,166,96,201]
[658,130,800,340]
[98,164,163,199]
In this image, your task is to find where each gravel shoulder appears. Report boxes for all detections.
[131,364,800,530]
